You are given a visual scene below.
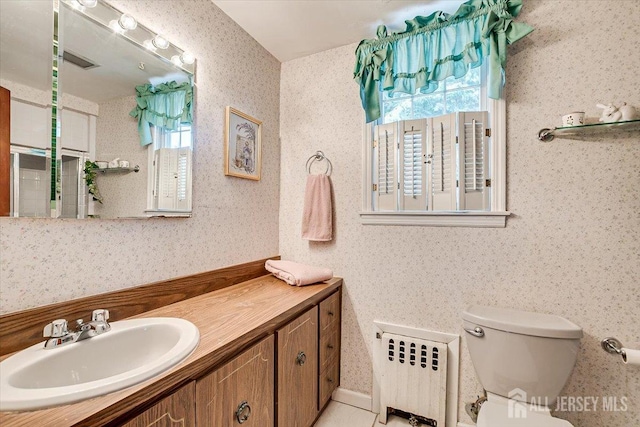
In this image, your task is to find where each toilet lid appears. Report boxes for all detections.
[477,400,574,427]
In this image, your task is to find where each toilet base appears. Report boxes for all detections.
[477,394,574,427]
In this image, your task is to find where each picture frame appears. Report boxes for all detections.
[224,106,262,181]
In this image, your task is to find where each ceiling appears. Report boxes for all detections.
[212,0,461,62]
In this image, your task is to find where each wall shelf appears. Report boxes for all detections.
[538,119,640,142]
[95,165,140,174]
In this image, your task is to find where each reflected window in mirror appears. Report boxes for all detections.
[147,124,192,213]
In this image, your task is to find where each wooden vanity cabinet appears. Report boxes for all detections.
[196,336,275,427]
[276,306,319,427]
[122,289,340,427]
[121,382,195,427]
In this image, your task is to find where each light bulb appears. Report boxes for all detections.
[180,52,195,65]
[109,20,125,34]
[143,40,156,51]
[171,55,183,66]
[77,0,98,7]
[118,14,137,31]
[152,35,170,50]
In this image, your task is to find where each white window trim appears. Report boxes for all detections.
[360,97,510,228]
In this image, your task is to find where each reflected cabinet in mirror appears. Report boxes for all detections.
[0,0,195,219]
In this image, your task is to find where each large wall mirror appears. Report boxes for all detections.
[0,0,195,219]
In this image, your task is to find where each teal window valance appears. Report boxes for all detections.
[354,0,533,122]
[129,81,193,146]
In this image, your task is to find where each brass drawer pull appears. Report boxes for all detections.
[327,344,334,349]
[296,351,307,366]
[327,311,335,316]
[236,401,251,424]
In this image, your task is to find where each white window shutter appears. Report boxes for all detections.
[375,123,398,211]
[399,119,427,210]
[156,148,178,210]
[429,113,457,211]
[458,111,490,211]
[175,147,192,211]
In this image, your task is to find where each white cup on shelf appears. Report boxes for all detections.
[561,112,585,127]
[118,160,130,168]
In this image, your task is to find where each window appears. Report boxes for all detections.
[380,67,483,124]
[362,66,508,227]
[146,125,193,213]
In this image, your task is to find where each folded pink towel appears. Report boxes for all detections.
[302,174,332,241]
[265,259,333,286]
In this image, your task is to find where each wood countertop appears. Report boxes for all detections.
[0,275,343,426]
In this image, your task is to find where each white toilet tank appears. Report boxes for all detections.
[462,305,583,405]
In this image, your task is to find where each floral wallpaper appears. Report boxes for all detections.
[279,0,639,425]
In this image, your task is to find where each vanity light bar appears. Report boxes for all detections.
[61,0,195,74]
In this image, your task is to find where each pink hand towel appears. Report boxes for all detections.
[265,260,333,286]
[302,174,332,241]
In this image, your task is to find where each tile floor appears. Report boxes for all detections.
[314,401,412,427]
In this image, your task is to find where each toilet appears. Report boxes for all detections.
[462,305,583,426]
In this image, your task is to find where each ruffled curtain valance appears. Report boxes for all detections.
[129,81,193,146]
[354,0,533,122]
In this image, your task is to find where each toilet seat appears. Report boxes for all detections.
[477,399,574,427]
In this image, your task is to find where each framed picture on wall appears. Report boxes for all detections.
[224,106,262,181]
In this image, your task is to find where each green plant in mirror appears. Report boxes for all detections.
[83,160,103,204]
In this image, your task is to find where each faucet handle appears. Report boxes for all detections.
[91,309,110,322]
[44,319,68,338]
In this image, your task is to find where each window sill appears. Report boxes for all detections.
[359,211,510,228]
[144,210,192,218]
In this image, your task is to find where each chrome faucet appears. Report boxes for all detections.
[43,309,111,349]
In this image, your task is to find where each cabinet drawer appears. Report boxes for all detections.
[319,291,340,331]
[196,336,274,427]
[319,327,340,371]
[319,359,340,410]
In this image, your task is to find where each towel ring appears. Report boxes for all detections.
[306,150,332,175]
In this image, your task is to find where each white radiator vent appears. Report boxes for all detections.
[380,332,448,426]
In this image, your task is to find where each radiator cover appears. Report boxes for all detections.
[379,332,448,425]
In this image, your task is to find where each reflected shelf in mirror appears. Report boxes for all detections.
[94,166,140,174]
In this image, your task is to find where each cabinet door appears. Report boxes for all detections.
[196,335,274,427]
[121,382,195,427]
[277,306,318,427]
[10,99,50,149]
[60,109,90,152]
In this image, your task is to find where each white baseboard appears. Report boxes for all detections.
[332,387,373,412]
[457,423,475,427]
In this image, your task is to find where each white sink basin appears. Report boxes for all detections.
[0,317,199,411]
